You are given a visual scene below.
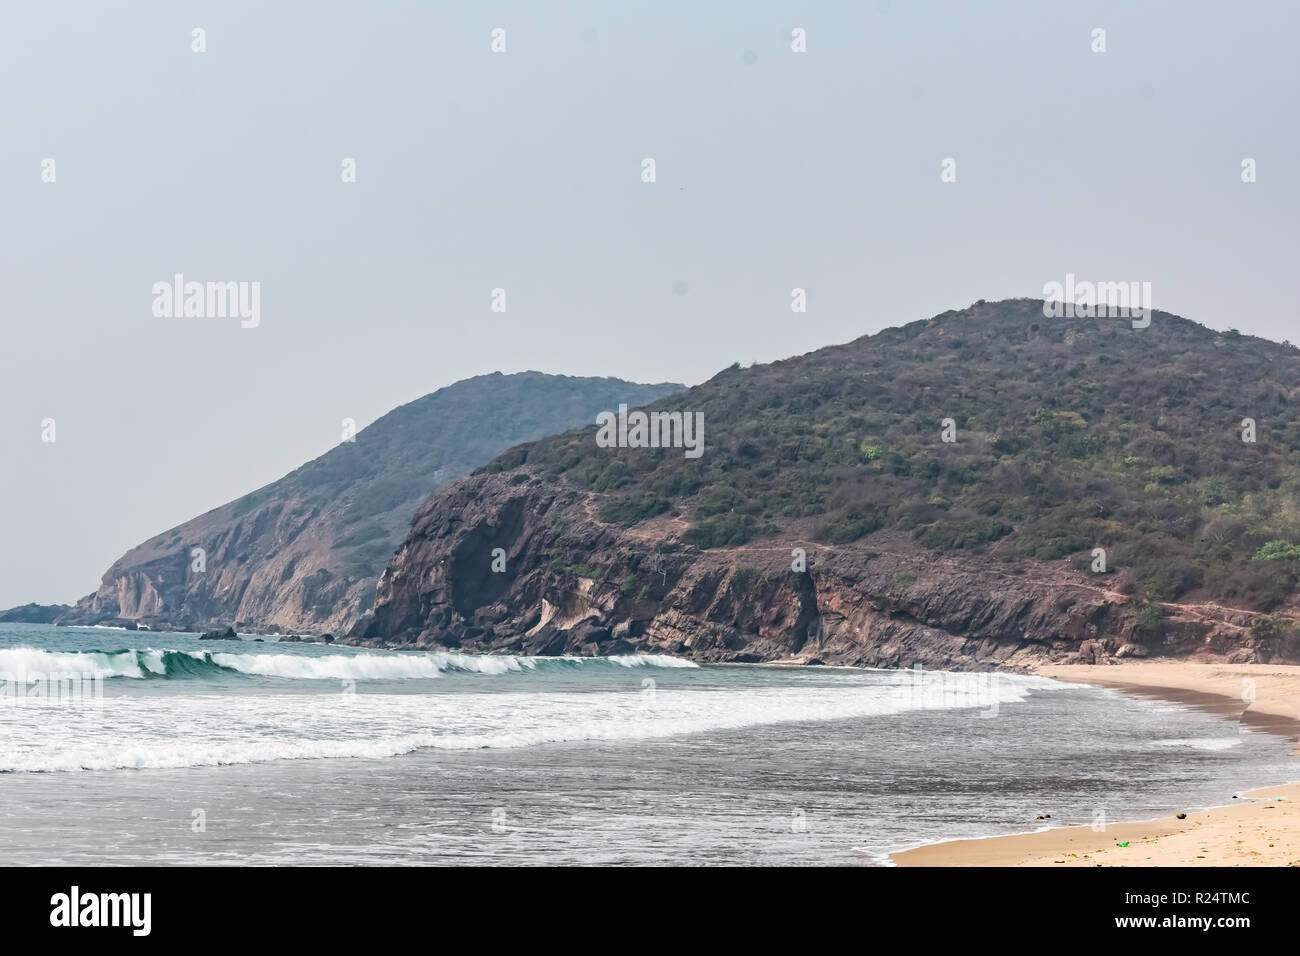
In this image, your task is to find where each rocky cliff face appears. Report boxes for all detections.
[347,472,1283,668]
[61,373,683,634]
[349,300,1300,668]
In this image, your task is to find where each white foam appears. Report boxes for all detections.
[0,647,146,680]
[0,670,1063,772]
[204,649,696,680]
[210,652,451,680]
[1152,737,1243,751]
[604,654,699,668]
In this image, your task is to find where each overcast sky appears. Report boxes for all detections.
[2,0,1297,607]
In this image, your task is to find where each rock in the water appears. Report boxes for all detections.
[200,626,239,641]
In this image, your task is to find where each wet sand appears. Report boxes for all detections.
[891,662,1300,867]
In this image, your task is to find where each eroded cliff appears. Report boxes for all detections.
[60,373,683,634]
[346,472,1285,668]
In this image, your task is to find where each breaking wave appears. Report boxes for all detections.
[0,646,698,683]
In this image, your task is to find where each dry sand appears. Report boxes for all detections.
[890,662,1300,867]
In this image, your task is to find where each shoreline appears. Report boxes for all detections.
[890,661,1300,867]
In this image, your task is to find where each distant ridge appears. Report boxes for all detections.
[53,372,684,634]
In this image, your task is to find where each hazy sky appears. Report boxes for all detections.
[2,0,1297,607]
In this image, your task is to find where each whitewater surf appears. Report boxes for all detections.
[1,622,1296,865]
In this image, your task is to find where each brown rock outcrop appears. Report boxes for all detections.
[346,472,1287,668]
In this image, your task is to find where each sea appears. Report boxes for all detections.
[1,622,1295,865]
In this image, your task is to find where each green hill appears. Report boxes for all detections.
[483,299,1300,612]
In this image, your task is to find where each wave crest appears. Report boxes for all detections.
[0,646,699,683]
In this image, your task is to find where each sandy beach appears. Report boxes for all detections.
[891,662,1300,867]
